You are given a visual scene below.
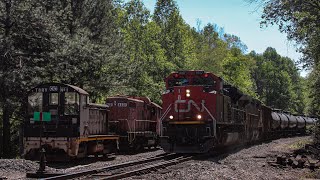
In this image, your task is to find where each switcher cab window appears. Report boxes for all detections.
[49,93,59,105]
[64,92,80,115]
[28,92,43,115]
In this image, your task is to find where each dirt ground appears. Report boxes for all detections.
[130,136,314,180]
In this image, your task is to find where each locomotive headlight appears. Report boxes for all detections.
[169,115,174,119]
[186,89,191,97]
[197,114,202,120]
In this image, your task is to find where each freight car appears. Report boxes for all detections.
[106,96,161,151]
[23,83,119,161]
[160,70,317,153]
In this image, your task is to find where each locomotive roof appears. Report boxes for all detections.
[107,96,144,103]
[107,96,161,106]
[151,102,162,109]
[29,82,89,95]
[67,84,89,95]
[88,103,109,109]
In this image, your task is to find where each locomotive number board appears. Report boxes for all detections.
[33,86,71,93]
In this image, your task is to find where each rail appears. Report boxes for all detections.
[96,155,193,180]
[42,153,179,180]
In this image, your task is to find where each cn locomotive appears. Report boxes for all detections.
[23,83,118,160]
[106,96,161,151]
[160,70,318,153]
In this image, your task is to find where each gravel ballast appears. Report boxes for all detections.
[130,136,312,180]
[0,137,312,179]
[0,148,164,179]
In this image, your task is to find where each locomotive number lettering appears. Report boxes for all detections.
[117,103,127,107]
[35,88,48,93]
[60,87,68,92]
[174,95,205,113]
[49,86,58,92]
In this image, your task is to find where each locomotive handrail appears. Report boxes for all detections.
[203,104,217,137]
[231,107,246,113]
[160,103,172,121]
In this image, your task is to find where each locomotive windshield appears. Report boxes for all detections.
[168,76,215,88]
[64,92,80,115]
[49,93,59,105]
[168,78,189,87]
[28,92,43,115]
[192,77,215,86]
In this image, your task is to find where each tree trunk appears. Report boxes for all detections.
[2,103,11,158]
[0,116,2,158]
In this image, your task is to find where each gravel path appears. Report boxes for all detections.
[129,136,312,180]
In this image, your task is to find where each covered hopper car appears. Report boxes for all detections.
[160,70,318,153]
[23,83,118,161]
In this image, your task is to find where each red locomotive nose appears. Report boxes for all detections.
[172,86,209,121]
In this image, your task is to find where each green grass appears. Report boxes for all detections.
[288,139,313,150]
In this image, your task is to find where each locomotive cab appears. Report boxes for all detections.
[25,83,87,138]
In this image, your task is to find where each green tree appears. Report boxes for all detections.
[44,0,126,102]
[250,47,304,112]
[249,0,320,115]
[223,48,256,96]
[0,0,58,157]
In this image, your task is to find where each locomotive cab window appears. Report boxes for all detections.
[129,102,136,108]
[192,77,215,86]
[168,78,189,87]
[28,92,43,115]
[64,92,80,115]
[49,93,59,105]
[80,95,88,106]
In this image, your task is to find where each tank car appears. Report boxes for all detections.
[23,83,119,161]
[106,96,161,151]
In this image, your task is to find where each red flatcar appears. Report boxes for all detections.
[106,96,162,151]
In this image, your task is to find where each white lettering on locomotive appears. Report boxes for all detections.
[49,86,58,92]
[117,103,127,107]
[60,87,68,92]
[35,88,48,93]
[174,95,205,112]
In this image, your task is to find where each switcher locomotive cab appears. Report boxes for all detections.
[24,83,118,161]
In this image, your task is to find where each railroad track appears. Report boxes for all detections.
[42,153,191,180]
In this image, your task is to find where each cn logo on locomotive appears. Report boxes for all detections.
[174,95,205,113]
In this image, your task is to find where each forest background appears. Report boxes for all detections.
[0,0,319,158]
